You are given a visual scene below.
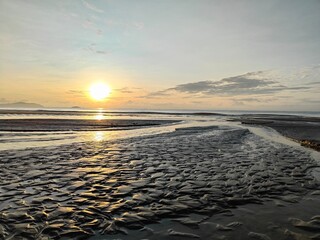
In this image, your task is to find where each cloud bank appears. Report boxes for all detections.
[144,71,312,99]
[168,72,309,96]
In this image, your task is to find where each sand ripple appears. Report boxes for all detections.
[0,126,319,239]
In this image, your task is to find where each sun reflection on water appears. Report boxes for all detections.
[94,113,104,120]
[94,131,106,141]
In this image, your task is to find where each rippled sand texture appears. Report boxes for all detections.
[0,127,319,239]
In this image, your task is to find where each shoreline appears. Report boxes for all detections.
[0,109,227,116]
[0,119,180,132]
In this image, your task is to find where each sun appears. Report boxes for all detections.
[89,83,111,101]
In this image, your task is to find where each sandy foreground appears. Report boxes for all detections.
[0,117,320,239]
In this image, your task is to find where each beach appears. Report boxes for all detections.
[2,0,320,239]
[0,110,319,240]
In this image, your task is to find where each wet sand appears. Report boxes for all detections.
[101,194,320,240]
[234,115,320,151]
[0,119,179,132]
[0,123,319,239]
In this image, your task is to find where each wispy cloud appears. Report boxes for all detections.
[85,43,109,55]
[113,87,142,94]
[114,87,134,94]
[301,98,320,104]
[306,81,320,86]
[95,50,108,55]
[66,90,86,97]
[141,90,172,99]
[132,21,145,30]
[231,96,291,105]
[82,0,104,13]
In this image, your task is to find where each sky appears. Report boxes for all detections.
[0,0,319,111]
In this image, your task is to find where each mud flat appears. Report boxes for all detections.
[233,115,320,151]
[0,125,319,239]
[0,119,179,132]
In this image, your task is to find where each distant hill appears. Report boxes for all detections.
[0,102,44,108]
